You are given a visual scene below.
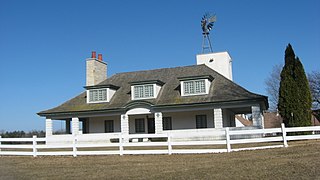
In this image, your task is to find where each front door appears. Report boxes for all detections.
[147,118,155,134]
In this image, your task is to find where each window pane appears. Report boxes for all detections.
[134,86,144,98]
[163,117,172,130]
[135,118,145,133]
[134,86,139,98]
[93,90,98,101]
[183,82,188,94]
[184,81,194,94]
[89,90,94,102]
[200,80,205,93]
[103,89,107,100]
[195,81,200,93]
[139,86,144,97]
[196,115,207,128]
[144,85,154,97]
[98,89,103,100]
[195,80,205,93]
[105,120,114,133]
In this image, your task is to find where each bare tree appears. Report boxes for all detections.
[308,71,320,109]
[265,64,282,111]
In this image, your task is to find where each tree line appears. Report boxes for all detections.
[0,130,46,138]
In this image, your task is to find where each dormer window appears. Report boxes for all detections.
[85,84,119,103]
[184,80,206,95]
[134,84,154,99]
[89,88,107,102]
[130,80,165,100]
[178,75,213,96]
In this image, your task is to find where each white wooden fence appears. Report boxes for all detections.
[0,124,319,157]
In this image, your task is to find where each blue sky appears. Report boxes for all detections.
[0,0,319,131]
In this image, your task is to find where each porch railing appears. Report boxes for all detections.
[0,123,320,157]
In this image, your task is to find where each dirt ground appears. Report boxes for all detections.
[0,140,319,180]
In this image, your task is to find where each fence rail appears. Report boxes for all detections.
[1,123,320,157]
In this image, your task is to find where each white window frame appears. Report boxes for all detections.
[132,84,156,100]
[181,79,209,96]
[87,88,108,103]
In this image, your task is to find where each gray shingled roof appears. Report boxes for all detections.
[38,64,268,116]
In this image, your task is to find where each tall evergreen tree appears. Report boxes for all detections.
[278,44,312,127]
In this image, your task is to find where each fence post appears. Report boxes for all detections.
[225,128,231,152]
[119,134,123,156]
[73,135,77,157]
[281,123,288,148]
[167,133,172,155]
[0,136,2,154]
[33,135,37,157]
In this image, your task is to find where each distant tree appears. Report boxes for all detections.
[278,44,312,127]
[1,131,26,138]
[26,130,46,137]
[308,71,320,109]
[265,64,282,111]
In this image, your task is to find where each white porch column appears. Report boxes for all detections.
[214,108,223,128]
[45,118,53,137]
[72,117,79,135]
[252,105,263,128]
[121,114,129,143]
[155,112,163,134]
[121,114,129,135]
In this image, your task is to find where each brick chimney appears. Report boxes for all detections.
[86,51,107,86]
[98,54,103,61]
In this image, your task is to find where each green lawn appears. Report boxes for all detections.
[0,140,319,179]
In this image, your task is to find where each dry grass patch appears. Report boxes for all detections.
[0,140,320,180]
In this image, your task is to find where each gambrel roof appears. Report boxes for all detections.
[38,64,268,116]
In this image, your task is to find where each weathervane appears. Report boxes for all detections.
[201,13,216,53]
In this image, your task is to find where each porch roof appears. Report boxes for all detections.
[38,64,268,117]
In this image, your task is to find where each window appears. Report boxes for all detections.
[134,84,154,99]
[196,115,207,128]
[89,88,107,102]
[184,80,206,95]
[135,118,145,133]
[104,120,114,133]
[163,117,172,130]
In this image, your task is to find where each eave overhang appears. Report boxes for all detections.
[84,84,120,90]
[129,80,165,86]
[177,75,214,82]
[37,96,268,118]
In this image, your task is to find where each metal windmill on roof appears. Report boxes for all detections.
[201,13,217,54]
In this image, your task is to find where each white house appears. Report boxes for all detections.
[38,51,268,144]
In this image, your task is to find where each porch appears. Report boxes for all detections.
[44,104,264,144]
